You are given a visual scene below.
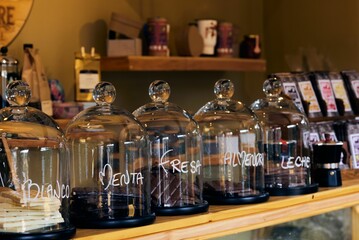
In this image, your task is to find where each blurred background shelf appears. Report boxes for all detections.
[100,56,266,72]
[309,115,359,123]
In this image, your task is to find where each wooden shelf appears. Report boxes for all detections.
[100,56,266,72]
[73,170,359,240]
[309,115,358,123]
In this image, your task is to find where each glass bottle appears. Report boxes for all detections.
[133,80,208,215]
[0,81,75,239]
[250,77,318,195]
[65,82,155,228]
[0,46,19,109]
[194,79,269,204]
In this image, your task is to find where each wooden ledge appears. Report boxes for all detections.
[100,56,266,72]
[74,169,359,240]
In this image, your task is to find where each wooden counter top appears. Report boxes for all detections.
[73,170,359,240]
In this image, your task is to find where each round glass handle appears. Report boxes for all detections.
[263,77,282,97]
[214,79,234,99]
[149,80,170,103]
[93,82,116,105]
[5,80,31,107]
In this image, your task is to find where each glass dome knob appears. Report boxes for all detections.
[93,82,116,105]
[263,77,282,97]
[149,80,170,103]
[5,80,31,107]
[214,79,234,99]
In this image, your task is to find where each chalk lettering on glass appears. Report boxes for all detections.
[281,156,310,169]
[0,172,4,187]
[223,151,264,167]
[98,163,144,190]
[158,149,201,175]
[21,173,70,203]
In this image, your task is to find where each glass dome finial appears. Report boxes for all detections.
[263,77,282,97]
[149,80,170,103]
[93,82,116,105]
[214,79,234,99]
[5,80,31,107]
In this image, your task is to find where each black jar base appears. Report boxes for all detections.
[71,214,156,229]
[266,183,319,196]
[0,224,76,240]
[154,201,209,216]
[204,192,270,205]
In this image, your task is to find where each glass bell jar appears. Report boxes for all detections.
[65,82,155,228]
[0,81,75,240]
[133,80,208,215]
[250,77,318,196]
[194,79,269,204]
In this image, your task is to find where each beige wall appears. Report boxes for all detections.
[9,0,143,106]
[8,0,265,113]
[263,0,359,73]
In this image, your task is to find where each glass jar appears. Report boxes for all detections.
[0,81,75,239]
[194,79,268,204]
[133,80,208,215]
[250,77,318,195]
[65,82,155,228]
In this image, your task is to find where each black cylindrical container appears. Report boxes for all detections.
[312,141,343,187]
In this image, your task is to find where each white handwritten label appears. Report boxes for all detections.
[0,172,4,187]
[99,164,144,190]
[223,151,264,167]
[281,156,310,169]
[21,174,70,200]
[159,149,201,175]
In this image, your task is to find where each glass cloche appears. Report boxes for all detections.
[0,81,75,239]
[250,77,318,196]
[194,79,269,204]
[133,80,208,215]
[65,82,155,228]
